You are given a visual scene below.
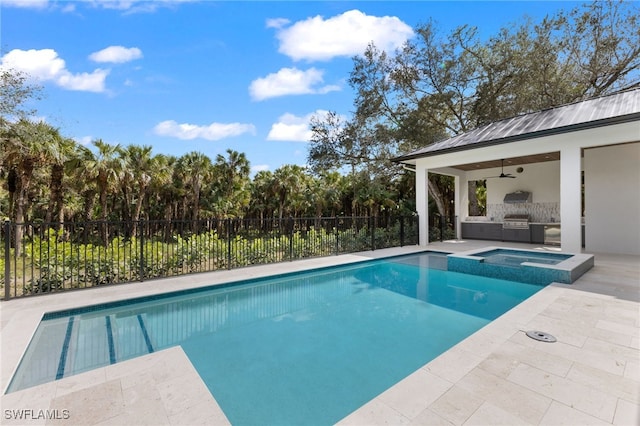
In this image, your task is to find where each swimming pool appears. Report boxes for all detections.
[448,247,594,285]
[477,248,572,266]
[7,252,543,425]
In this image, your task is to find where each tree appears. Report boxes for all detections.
[562,0,640,97]
[211,149,251,218]
[122,145,155,236]
[0,69,43,125]
[90,140,120,222]
[310,0,639,218]
[0,69,43,220]
[82,139,121,244]
[176,152,213,221]
[308,111,359,175]
[272,165,307,220]
[64,146,97,222]
[147,154,177,222]
[2,120,63,253]
[248,170,277,221]
[45,135,78,225]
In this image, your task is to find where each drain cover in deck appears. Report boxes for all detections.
[526,330,557,343]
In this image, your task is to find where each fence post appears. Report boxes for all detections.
[4,220,11,300]
[370,216,375,251]
[400,216,405,247]
[288,217,294,261]
[226,218,232,270]
[334,217,339,255]
[139,220,144,281]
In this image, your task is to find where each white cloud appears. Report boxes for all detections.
[153,120,256,141]
[266,18,289,29]
[273,9,413,61]
[0,49,109,93]
[1,0,48,9]
[76,136,93,146]
[88,0,198,13]
[89,46,143,63]
[267,110,333,142]
[249,67,340,101]
[2,0,196,13]
[57,70,110,92]
[60,3,76,13]
[251,164,270,173]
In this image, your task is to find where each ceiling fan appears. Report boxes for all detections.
[486,159,516,179]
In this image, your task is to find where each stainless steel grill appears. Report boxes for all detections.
[503,214,529,229]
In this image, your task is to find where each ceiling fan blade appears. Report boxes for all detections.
[486,174,516,179]
[485,159,517,178]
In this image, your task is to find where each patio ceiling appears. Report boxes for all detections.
[451,152,561,171]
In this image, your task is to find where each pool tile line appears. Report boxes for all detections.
[105,316,116,365]
[136,314,155,354]
[55,316,75,380]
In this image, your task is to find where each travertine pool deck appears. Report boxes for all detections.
[1,242,638,425]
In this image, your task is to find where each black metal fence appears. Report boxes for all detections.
[1,215,418,300]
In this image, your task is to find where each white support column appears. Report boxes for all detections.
[560,147,582,253]
[416,166,428,246]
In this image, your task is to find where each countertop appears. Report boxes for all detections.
[462,221,583,225]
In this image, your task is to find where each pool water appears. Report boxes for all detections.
[477,249,572,266]
[7,252,543,425]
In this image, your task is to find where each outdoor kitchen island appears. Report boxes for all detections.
[462,220,529,243]
[461,220,584,246]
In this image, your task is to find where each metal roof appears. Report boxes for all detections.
[394,88,640,162]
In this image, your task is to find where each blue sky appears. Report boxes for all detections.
[1,0,577,175]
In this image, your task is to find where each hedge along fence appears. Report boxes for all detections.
[1,215,418,299]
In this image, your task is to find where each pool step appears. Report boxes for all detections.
[65,315,112,376]
[56,313,156,380]
[110,313,155,362]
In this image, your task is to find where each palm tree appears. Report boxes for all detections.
[176,152,213,222]
[68,146,99,223]
[45,136,78,225]
[147,154,176,222]
[273,165,307,220]
[305,171,344,218]
[88,139,120,244]
[248,170,276,223]
[122,145,155,236]
[212,149,251,218]
[1,119,64,254]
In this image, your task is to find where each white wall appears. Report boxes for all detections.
[584,143,640,255]
[464,161,561,222]
[468,161,561,204]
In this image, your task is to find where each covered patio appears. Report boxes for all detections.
[395,88,640,256]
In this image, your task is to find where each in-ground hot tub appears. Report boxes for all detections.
[447,247,594,285]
